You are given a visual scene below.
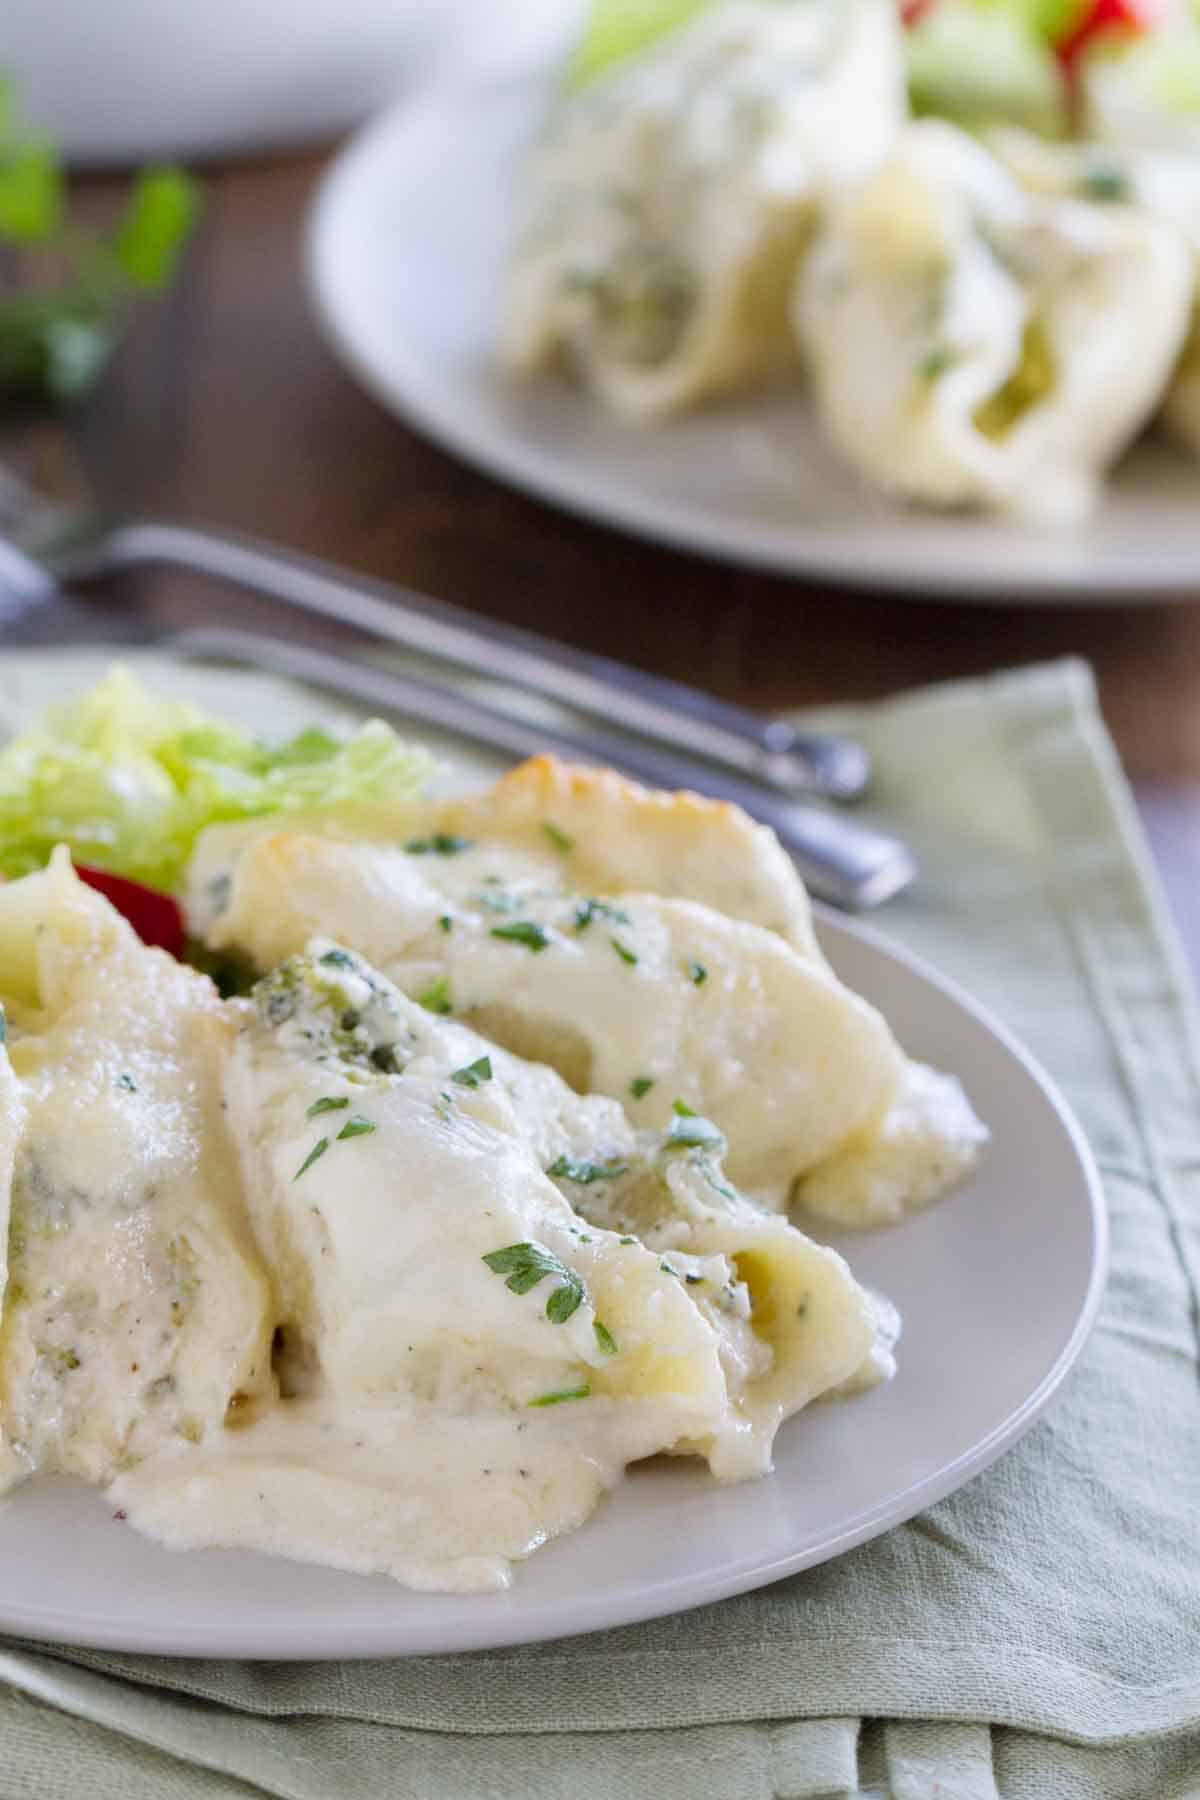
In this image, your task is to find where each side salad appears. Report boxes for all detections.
[0,668,432,955]
[572,0,1198,142]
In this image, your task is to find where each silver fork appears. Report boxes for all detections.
[0,480,915,908]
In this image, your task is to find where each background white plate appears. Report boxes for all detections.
[0,657,1106,1659]
[308,79,1200,604]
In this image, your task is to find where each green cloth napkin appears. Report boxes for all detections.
[2,656,1199,1800]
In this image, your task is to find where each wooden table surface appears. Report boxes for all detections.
[45,147,1200,970]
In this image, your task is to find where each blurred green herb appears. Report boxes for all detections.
[0,76,199,405]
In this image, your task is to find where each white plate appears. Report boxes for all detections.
[0,655,1106,1658]
[308,77,1200,604]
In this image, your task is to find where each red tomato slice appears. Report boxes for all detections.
[75,865,185,958]
[1055,0,1160,75]
[901,0,937,23]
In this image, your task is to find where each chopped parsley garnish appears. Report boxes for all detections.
[917,347,954,382]
[687,961,707,986]
[573,897,631,932]
[660,1260,680,1279]
[593,1321,618,1356]
[482,1241,585,1322]
[528,1385,590,1407]
[0,1007,7,1045]
[438,914,453,933]
[451,1056,493,1088]
[665,1099,726,1152]
[700,1164,739,1204]
[417,974,453,1015]
[404,834,473,856]
[546,1283,585,1324]
[336,1115,376,1141]
[318,948,356,969]
[306,1096,350,1120]
[476,888,519,915]
[547,1154,629,1185]
[629,1076,654,1100]
[619,1236,636,1245]
[610,936,638,966]
[1078,164,1129,203]
[541,820,574,854]
[294,1137,330,1180]
[116,1072,138,1092]
[490,921,551,952]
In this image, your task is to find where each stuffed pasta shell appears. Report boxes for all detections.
[795,120,1193,521]
[187,815,984,1220]
[434,754,822,955]
[115,943,880,1588]
[501,0,903,420]
[990,126,1200,457]
[0,853,275,1493]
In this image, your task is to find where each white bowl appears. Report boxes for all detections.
[0,0,467,164]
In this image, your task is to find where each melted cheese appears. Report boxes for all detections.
[194,831,905,1194]
[795,120,1193,521]
[0,1043,25,1489]
[190,755,822,957]
[111,944,877,1584]
[501,0,903,420]
[111,1401,657,1592]
[793,1060,989,1229]
[480,1024,900,1472]
[0,806,985,1591]
[222,954,727,1428]
[0,853,274,1490]
[434,756,822,954]
[990,127,1200,459]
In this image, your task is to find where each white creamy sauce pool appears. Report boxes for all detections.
[112,1401,638,1593]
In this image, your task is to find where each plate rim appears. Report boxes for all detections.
[306,76,1200,607]
[0,902,1108,1661]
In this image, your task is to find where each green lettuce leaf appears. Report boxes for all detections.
[567,0,714,87]
[0,667,434,892]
